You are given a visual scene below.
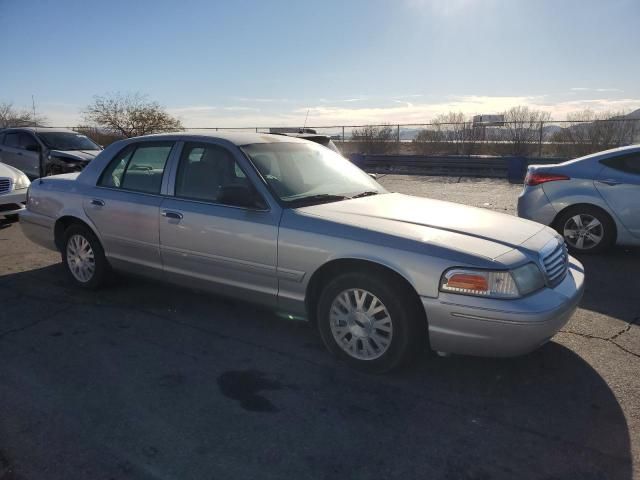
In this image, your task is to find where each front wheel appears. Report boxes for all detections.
[317,272,423,373]
[62,224,109,289]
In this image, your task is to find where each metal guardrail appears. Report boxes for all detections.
[349,154,566,182]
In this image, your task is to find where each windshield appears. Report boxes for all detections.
[242,142,385,205]
[37,132,101,151]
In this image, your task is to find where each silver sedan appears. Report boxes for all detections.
[20,132,584,372]
[518,145,640,253]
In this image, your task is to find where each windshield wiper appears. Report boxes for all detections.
[351,191,380,199]
[286,194,350,207]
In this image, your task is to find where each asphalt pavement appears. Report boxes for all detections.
[0,175,638,480]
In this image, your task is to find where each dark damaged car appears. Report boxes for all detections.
[0,127,102,177]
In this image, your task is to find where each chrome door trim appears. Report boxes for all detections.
[160,244,277,276]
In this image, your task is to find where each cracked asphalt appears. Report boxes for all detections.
[0,175,638,480]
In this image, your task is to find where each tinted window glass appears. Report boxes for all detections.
[175,143,249,205]
[99,146,134,188]
[99,142,173,194]
[19,133,38,149]
[4,133,20,148]
[602,154,640,175]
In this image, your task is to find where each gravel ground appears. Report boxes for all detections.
[0,176,638,480]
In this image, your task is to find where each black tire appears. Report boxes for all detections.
[316,271,424,373]
[554,205,615,254]
[61,224,110,289]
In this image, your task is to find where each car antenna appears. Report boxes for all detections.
[301,108,310,133]
[32,94,44,182]
[32,94,37,129]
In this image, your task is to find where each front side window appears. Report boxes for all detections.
[242,141,385,206]
[174,142,251,205]
[602,154,640,175]
[99,142,173,194]
[4,133,20,148]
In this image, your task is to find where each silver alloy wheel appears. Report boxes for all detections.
[563,214,603,250]
[329,288,393,361]
[66,234,96,283]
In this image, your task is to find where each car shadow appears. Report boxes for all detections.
[0,264,634,480]
[572,245,640,323]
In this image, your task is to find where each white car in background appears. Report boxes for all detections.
[0,162,30,221]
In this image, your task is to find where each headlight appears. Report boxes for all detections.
[14,173,30,190]
[440,263,545,299]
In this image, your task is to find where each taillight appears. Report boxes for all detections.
[525,172,570,186]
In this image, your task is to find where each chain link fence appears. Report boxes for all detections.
[51,117,640,159]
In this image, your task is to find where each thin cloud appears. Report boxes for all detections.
[30,94,640,128]
[570,87,622,92]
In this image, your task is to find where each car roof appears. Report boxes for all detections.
[272,132,332,140]
[2,127,79,134]
[140,131,312,146]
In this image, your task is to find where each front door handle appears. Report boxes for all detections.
[90,199,105,206]
[161,210,183,220]
[597,179,622,186]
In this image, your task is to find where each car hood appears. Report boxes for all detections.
[296,193,547,260]
[0,161,25,179]
[50,149,101,162]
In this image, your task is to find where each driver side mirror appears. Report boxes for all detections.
[219,184,267,210]
[25,144,41,152]
[368,173,378,180]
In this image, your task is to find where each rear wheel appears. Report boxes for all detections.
[61,224,109,289]
[555,206,615,254]
[317,272,423,373]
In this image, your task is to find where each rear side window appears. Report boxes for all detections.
[99,142,174,194]
[601,154,640,175]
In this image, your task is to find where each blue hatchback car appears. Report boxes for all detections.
[518,145,640,253]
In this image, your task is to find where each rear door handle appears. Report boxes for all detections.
[597,179,622,186]
[90,199,105,206]
[161,210,183,220]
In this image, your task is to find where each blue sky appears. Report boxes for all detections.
[2,0,639,127]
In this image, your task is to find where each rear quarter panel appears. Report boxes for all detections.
[541,160,633,243]
[24,177,103,246]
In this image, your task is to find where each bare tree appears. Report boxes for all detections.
[0,101,46,128]
[74,126,124,147]
[351,125,396,154]
[83,92,182,138]
[414,112,481,155]
[552,109,638,157]
[502,106,550,156]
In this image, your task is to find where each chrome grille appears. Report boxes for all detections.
[0,178,11,195]
[541,239,569,286]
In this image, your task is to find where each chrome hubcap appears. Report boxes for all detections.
[66,234,95,283]
[563,214,603,250]
[329,288,393,360]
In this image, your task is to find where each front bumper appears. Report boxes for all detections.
[422,257,585,357]
[0,188,27,218]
